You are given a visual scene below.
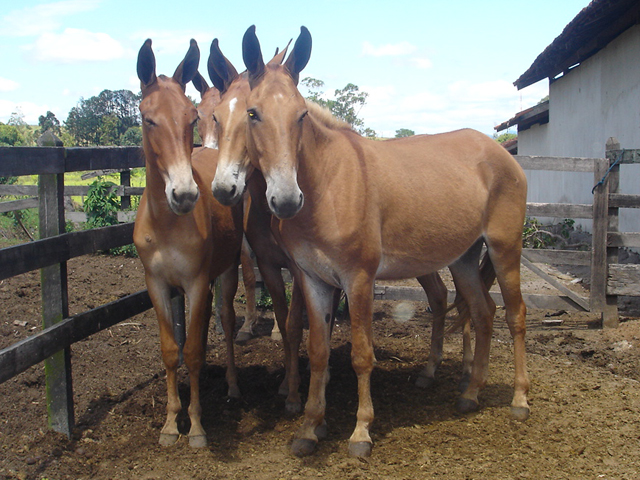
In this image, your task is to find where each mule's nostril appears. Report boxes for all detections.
[270,196,277,211]
[229,185,237,197]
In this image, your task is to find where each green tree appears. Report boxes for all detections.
[301,77,376,137]
[38,111,61,135]
[120,126,142,146]
[395,128,415,138]
[6,110,36,146]
[65,89,141,146]
[0,123,22,146]
[494,132,517,144]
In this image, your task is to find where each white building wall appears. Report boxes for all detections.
[519,24,640,233]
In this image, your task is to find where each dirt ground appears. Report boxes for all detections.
[1,254,639,480]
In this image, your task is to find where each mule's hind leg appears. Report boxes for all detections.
[486,242,529,420]
[415,273,448,388]
[236,238,258,345]
[219,265,241,400]
[448,243,496,414]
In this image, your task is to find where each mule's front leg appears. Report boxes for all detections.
[147,281,182,446]
[291,276,334,457]
[345,277,376,458]
[183,278,215,448]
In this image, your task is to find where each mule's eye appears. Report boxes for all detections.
[299,110,308,123]
[247,109,260,122]
[212,114,218,123]
[144,117,156,127]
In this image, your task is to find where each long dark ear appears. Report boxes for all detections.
[137,39,156,88]
[173,39,200,90]
[284,26,312,85]
[242,25,265,88]
[208,38,239,94]
[192,71,209,97]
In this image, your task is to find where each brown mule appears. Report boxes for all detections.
[231,25,529,458]
[133,39,243,448]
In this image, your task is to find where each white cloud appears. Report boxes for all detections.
[409,57,433,69]
[362,41,417,57]
[27,28,125,63]
[0,0,101,37]
[0,99,51,124]
[0,77,20,92]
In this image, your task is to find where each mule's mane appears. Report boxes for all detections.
[305,100,353,131]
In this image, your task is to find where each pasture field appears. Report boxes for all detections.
[0,253,639,479]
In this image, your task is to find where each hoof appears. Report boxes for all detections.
[458,374,471,394]
[228,385,241,399]
[235,331,254,345]
[314,421,328,440]
[415,374,436,389]
[188,434,207,448]
[291,438,317,457]
[348,441,372,458]
[159,433,179,446]
[510,406,530,421]
[285,400,303,415]
[270,331,283,342]
[456,397,480,414]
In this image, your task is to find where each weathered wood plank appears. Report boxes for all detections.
[0,290,153,385]
[522,248,591,266]
[0,198,38,213]
[520,255,589,311]
[64,147,144,172]
[372,285,586,312]
[0,185,39,195]
[527,202,593,219]
[515,155,597,172]
[608,232,640,248]
[608,264,640,296]
[608,193,640,209]
[0,147,65,176]
[0,223,135,280]
[606,149,640,165]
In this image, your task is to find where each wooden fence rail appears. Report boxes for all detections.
[1,138,640,438]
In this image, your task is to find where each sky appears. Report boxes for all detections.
[0,0,591,138]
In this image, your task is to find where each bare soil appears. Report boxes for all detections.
[1,254,640,480]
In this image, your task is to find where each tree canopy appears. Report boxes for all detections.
[64,89,141,146]
[301,77,376,138]
[395,128,415,138]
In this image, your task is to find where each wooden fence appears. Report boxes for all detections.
[1,137,639,438]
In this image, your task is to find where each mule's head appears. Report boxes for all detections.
[137,38,201,215]
[192,71,221,149]
[242,25,312,219]
[207,38,255,206]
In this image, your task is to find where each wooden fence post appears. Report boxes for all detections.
[38,132,75,436]
[120,170,131,211]
[591,138,620,328]
[603,138,620,327]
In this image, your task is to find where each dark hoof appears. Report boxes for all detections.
[285,400,302,415]
[415,374,436,389]
[348,441,372,458]
[188,434,207,448]
[511,406,530,421]
[314,421,328,440]
[458,374,471,394]
[159,433,179,446]
[228,385,241,399]
[456,397,480,414]
[291,438,317,457]
[235,331,254,345]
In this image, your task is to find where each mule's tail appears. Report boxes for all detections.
[444,250,497,335]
